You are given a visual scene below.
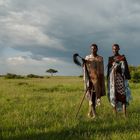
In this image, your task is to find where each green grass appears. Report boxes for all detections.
[0,76,140,140]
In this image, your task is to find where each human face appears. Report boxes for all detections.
[112,45,119,55]
[91,46,98,55]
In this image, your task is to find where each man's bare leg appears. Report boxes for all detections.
[91,104,96,118]
[88,92,96,118]
[88,101,93,117]
[113,105,117,116]
[122,103,126,117]
[91,92,96,118]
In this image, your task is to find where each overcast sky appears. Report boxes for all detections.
[0,0,140,76]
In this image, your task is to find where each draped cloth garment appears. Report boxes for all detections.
[83,54,106,102]
[107,55,132,110]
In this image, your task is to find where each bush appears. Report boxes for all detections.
[27,74,44,78]
[79,75,83,78]
[131,71,140,83]
[5,73,24,79]
[129,65,140,83]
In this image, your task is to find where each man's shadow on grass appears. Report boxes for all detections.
[2,114,140,140]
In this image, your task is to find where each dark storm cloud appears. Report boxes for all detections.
[0,0,140,75]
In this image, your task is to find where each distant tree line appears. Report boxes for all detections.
[27,74,44,78]
[4,73,44,79]
[5,73,24,79]
[1,67,140,83]
[1,68,58,79]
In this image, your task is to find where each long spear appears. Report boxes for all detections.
[73,53,90,118]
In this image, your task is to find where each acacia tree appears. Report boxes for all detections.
[46,69,58,76]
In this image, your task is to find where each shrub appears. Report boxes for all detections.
[5,73,24,79]
[129,65,140,83]
[27,74,44,78]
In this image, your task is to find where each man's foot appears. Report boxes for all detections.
[87,112,92,118]
[87,112,96,119]
[91,115,96,119]
[96,98,101,106]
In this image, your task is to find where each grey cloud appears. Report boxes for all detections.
[0,0,140,75]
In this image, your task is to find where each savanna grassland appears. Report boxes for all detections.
[0,76,140,140]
